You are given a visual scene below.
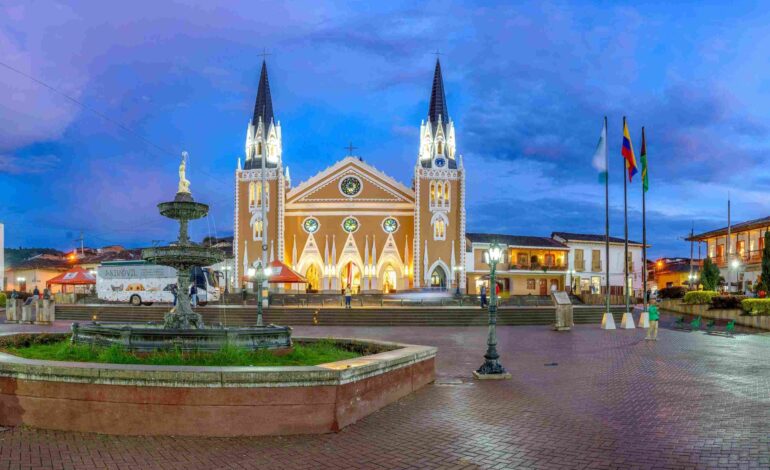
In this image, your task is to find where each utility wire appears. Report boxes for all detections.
[0,60,177,158]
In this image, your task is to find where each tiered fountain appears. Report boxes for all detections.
[71,153,292,352]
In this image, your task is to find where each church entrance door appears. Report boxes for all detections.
[430,267,447,290]
[382,265,398,293]
[341,262,362,294]
[305,264,320,292]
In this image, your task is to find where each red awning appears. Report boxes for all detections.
[46,267,96,287]
[268,260,307,284]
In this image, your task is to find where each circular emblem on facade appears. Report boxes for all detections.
[339,176,362,197]
[303,217,320,234]
[342,217,360,233]
[434,157,446,168]
[382,217,399,233]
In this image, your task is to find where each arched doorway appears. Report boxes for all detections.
[340,262,362,294]
[305,264,321,292]
[430,266,447,290]
[382,264,398,293]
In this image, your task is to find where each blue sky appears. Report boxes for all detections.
[2,1,770,258]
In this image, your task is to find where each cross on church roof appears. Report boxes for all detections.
[344,142,358,156]
[258,48,271,61]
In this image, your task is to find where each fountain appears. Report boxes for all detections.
[71,152,292,352]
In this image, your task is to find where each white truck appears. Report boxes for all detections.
[96,261,220,306]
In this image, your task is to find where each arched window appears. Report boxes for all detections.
[436,183,443,204]
[250,183,269,211]
[257,142,262,155]
[252,219,263,241]
[430,181,436,205]
[443,182,450,206]
[433,218,446,240]
[437,141,443,154]
[248,182,256,207]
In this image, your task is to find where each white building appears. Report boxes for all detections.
[551,232,644,295]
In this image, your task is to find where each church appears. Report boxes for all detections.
[233,59,466,293]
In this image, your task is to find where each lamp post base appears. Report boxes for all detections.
[473,370,512,380]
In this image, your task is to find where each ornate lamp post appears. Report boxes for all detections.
[473,243,511,380]
[248,261,273,327]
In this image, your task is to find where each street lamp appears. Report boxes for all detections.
[222,265,231,294]
[453,265,464,296]
[247,261,273,327]
[474,243,511,380]
[730,259,741,293]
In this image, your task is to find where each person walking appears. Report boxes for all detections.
[645,299,660,341]
[171,284,178,306]
[344,286,352,309]
[480,285,487,309]
[189,283,198,307]
[32,286,40,300]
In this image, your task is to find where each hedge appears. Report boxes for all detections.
[683,290,717,305]
[711,295,745,310]
[0,292,5,308]
[658,286,687,299]
[740,298,770,315]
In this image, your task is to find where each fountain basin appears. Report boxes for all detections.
[142,245,221,268]
[71,322,292,352]
[157,200,209,221]
[0,336,436,436]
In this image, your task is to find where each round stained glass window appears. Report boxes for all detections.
[340,176,362,197]
[342,217,359,233]
[382,217,398,233]
[303,217,319,233]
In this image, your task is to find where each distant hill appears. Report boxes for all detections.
[4,248,64,267]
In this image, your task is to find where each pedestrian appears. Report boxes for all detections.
[645,299,660,341]
[189,283,198,307]
[171,284,178,306]
[241,284,248,305]
[33,286,40,300]
[496,283,501,297]
[344,286,352,309]
[480,285,487,308]
[10,290,18,299]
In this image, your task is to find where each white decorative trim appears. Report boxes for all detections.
[285,210,414,217]
[286,202,413,210]
[234,169,241,286]
[239,169,279,181]
[426,259,451,286]
[459,167,467,291]
[413,165,421,288]
[278,168,285,262]
[419,168,460,180]
[287,157,413,202]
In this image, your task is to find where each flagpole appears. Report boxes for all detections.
[604,116,611,316]
[640,126,650,328]
[623,123,629,315]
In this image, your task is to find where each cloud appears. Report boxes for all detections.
[0,153,59,174]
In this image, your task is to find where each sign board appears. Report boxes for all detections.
[552,291,571,305]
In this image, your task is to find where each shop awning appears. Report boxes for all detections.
[46,267,96,287]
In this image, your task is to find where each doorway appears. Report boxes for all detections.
[341,262,361,294]
[430,266,447,290]
[382,264,398,293]
[305,264,320,292]
[539,279,547,295]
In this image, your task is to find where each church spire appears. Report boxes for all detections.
[427,58,449,127]
[252,60,274,126]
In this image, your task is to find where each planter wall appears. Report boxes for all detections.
[659,299,770,331]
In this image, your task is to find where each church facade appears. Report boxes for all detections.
[233,60,467,293]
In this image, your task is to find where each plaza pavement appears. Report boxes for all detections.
[0,315,769,469]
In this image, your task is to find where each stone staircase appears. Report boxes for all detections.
[54,305,626,327]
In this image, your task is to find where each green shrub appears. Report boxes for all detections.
[658,286,687,299]
[0,292,5,308]
[740,298,770,315]
[711,295,745,309]
[683,290,717,304]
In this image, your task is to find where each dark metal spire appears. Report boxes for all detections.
[427,58,449,127]
[252,60,274,126]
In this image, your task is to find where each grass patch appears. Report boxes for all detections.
[2,338,361,367]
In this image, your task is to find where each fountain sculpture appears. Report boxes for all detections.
[71,153,292,352]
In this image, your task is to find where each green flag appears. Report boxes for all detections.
[641,127,649,192]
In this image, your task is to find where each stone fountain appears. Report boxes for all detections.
[71,152,292,352]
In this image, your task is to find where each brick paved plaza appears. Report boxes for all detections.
[1,315,769,469]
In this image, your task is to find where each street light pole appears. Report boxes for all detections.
[248,261,273,327]
[453,266,463,296]
[474,243,511,380]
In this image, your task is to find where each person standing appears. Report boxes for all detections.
[645,299,660,341]
[480,285,487,309]
[33,286,40,300]
[189,283,198,307]
[344,286,352,309]
[171,284,178,306]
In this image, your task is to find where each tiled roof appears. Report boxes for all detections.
[428,59,448,129]
[552,232,643,246]
[688,215,770,241]
[466,233,569,250]
[6,256,69,271]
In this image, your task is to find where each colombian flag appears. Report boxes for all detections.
[622,119,638,182]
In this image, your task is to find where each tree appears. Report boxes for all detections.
[762,230,770,292]
[700,257,720,291]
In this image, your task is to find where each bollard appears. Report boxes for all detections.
[6,298,19,322]
[21,304,33,324]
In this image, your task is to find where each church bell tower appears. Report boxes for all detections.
[413,59,466,292]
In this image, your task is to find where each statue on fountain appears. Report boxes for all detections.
[178,151,191,195]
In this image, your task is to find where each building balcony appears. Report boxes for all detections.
[508,263,567,272]
[715,250,763,267]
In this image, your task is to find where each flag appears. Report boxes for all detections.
[591,119,608,183]
[640,127,649,192]
[622,119,638,181]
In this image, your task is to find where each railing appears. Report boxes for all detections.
[508,263,567,272]
[715,250,763,267]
